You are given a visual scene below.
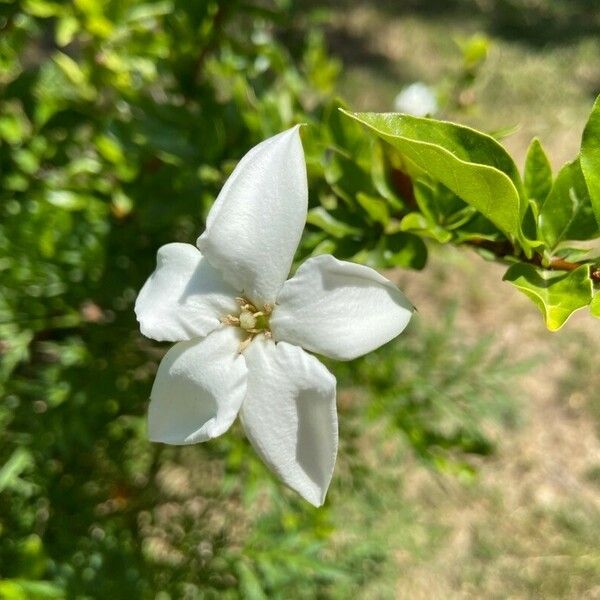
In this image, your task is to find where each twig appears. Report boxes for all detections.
[390,168,599,278]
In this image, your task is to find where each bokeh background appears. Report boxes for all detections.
[1,1,600,598]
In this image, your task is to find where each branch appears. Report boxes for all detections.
[389,168,599,280]
[466,238,600,280]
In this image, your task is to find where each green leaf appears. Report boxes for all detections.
[45,190,87,211]
[125,1,173,22]
[55,16,79,47]
[0,110,31,145]
[0,449,33,493]
[323,151,376,207]
[23,0,65,17]
[235,561,268,600]
[580,94,600,228]
[591,292,600,319]
[342,110,526,244]
[0,579,64,600]
[382,233,427,270]
[524,138,552,209]
[503,264,593,331]
[413,179,468,227]
[356,192,389,225]
[538,159,599,251]
[306,207,361,239]
[53,52,96,100]
[398,212,452,243]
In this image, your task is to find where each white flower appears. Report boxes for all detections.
[393,82,438,117]
[135,127,414,506]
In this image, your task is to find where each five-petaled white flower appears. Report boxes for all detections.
[135,126,414,506]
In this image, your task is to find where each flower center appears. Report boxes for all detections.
[221,297,272,352]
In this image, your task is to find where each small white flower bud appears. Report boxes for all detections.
[393,82,438,117]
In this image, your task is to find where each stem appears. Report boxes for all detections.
[466,238,600,280]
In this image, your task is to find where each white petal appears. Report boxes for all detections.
[148,327,247,444]
[197,127,308,306]
[271,254,414,361]
[240,337,338,507]
[135,243,239,342]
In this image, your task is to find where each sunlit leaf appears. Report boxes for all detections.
[342,110,526,245]
[591,292,600,319]
[503,263,592,331]
[538,159,599,250]
[398,212,452,243]
[306,207,361,238]
[524,137,552,209]
[356,192,389,225]
[580,93,600,228]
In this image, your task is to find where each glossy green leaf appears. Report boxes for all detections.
[524,138,552,209]
[538,159,599,250]
[580,94,600,228]
[342,110,526,243]
[503,264,593,331]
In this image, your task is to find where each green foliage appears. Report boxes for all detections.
[539,159,597,250]
[503,264,593,330]
[0,1,355,598]
[592,292,600,318]
[580,94,600,228]
[332,102,600,330]
[524,137,552,211]
[342,110,526,246]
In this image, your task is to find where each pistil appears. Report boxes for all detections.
[221,297,273,351]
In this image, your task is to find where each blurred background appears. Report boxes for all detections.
[1,1,599,598]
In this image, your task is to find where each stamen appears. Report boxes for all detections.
[221,315,240,325]
[225,296,272,350]
[235,297,256,312]
[239,336,252,353]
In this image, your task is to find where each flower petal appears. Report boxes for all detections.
[240,337,337,507]
[271,254,414,361]
[197,127,308,306]
[148,327,247,444]
[135,243,239,342]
